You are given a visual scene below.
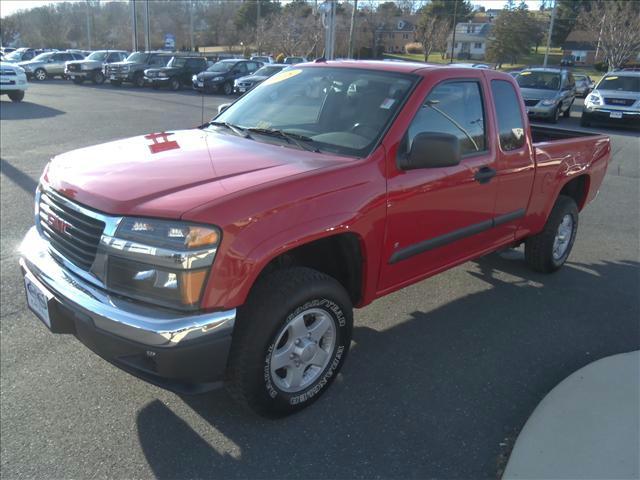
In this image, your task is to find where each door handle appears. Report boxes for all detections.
[474,166,496,184]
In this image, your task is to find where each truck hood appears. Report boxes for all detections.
[45,129,343,218]
[68,59,103,69]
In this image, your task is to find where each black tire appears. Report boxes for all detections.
[550,106,560,123]
[92,70,105,85]
[580,114,591,127]
[170,77,181,91]
[134,73,145,88]
[563,100,572,118]
[151,84,160,90]
[226,267,353,418]
[110,80,122,87]
[34,68,47,81]
[525,195,579,273]
[223,81,233,95]
[72,77,84,84]
[8,90,24,102]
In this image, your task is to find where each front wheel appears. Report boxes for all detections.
[170,77,181,91]
[8,90,24,102]
[92,70,105,85]
[134,73,145,88]
[563,101,572,118]
[226,267,353,417]
[72,77,84,84]
[525,195,578,273]
[550,106,560,123]
[223,81,233,95]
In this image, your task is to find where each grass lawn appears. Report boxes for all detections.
[383,48,602,81]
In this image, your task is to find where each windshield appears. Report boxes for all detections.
[214,67,416,157]
[517,71,561,90]
[5,50,24,60]
[31,53,54,62]
[125,52,147,63]
[167,57,187,68]
[597,75,640,92]
[254,65,285,76]
[207,62,234,72]
[87,51,108,61]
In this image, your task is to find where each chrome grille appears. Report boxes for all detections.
[67,63,81,72]
[38,191,105,270]
[604,97,635,106]
[0,69,17,76]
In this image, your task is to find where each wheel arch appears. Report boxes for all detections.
[558,174,590,211]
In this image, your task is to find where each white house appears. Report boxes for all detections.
[446,22,493,60]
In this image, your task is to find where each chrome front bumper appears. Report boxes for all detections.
[19,226,236,347]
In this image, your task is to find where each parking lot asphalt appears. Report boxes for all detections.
[1,80,639,479]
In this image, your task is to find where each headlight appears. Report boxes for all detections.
[121,65,130,72]
[586,93,602,106]
[104,218,221,310]
[192,74,198,82]
[15,65,25,74]
[213,76,224,82]
[234,79,239,86]
[540,99,557,106]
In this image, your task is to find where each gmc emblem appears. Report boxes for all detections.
[47,212,72,235]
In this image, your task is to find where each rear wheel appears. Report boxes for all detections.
[8,91,24,102]
[525,195,578,273]
[226,267,353,417]
[34,68,47,81]
[92,70,105,85]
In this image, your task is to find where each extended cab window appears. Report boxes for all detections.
[491,80,526,151]
[407,81,486,156]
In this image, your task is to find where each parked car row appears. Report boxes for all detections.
[514,67,639,128]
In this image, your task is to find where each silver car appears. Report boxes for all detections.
[581,71,640,128]
[574,74,595,97]
[516,68,576,123]
[19,51,85,81]
[65,50,128,85]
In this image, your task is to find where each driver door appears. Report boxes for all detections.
[378,75,501,293]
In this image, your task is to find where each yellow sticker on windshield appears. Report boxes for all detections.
[520,71,531,75]
[604,76,618,80]
[262,69,302,85]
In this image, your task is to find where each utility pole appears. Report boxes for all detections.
[449,0,458,63]
[86,0,92,50]
[595,13,605,62]
[190,1,195,51]
[256,0,261,55]
[144,0,150,51]
[543,0,557,67]
[348,0,357,59]
[131,0,138,51]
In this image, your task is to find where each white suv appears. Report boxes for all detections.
[0,62,28,102]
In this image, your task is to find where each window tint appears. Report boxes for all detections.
[491,80,526,151]
[407,81,486,156]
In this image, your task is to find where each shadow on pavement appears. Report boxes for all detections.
[0,100,65,120]
[0,158,38,196]
[136,254,640,479]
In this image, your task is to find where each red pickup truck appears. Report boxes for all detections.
[20,61,610,417]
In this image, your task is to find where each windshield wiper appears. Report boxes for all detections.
[246,128,321,153]
[209,121,251,139]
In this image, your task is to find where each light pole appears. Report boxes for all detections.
[131,0,138,51]
[543,0,557,67]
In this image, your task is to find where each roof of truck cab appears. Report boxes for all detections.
[296,59,471,76]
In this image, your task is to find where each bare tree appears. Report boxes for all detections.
[578,1,640,71]
[416,16,449,62]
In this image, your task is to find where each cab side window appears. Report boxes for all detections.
[490,80,526,151]
[406,81,486,156]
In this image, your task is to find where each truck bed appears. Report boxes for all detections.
[530,125,600,143]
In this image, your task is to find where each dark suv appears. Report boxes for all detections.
[144,56,208,91]
[105,51,173,87]
[192,59,262,95]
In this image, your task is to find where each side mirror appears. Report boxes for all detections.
[399,132,461,170]
[217,103,232,115]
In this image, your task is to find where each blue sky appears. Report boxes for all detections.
[0,0,546,19]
